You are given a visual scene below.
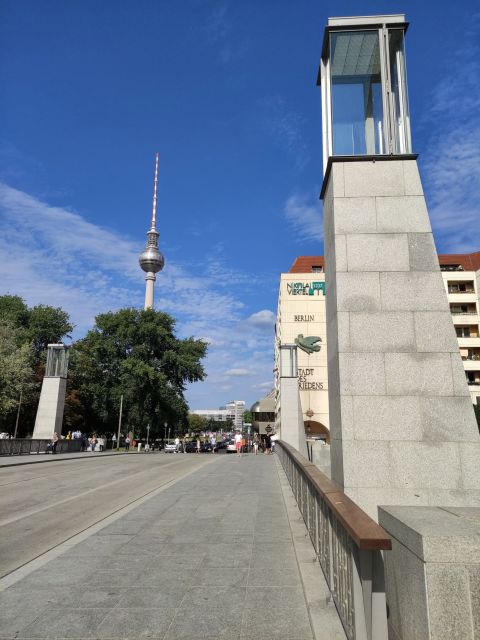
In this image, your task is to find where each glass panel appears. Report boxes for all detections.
[330,30,385,155]
[45,347,69,377]
[388,29,411,153]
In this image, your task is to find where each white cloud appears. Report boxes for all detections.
[243,309,276,329]
[0,182,275,409]
[284,193,323,243]
[224,368,252,377]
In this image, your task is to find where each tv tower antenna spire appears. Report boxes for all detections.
[139,153,165,310]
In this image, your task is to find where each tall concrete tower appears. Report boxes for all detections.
[139,153,165,309]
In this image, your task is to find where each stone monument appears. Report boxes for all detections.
[32,343,69,439]
[318,15,480,520]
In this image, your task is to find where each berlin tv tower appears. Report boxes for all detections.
[139,153,165,309]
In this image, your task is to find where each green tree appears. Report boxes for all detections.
[188,413,208,433]
[0,295,73,435]
[243,409,253,424]
[0,322,35,428]
[27,305,73,361]
[72,308,207,436]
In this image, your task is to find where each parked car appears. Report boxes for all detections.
[226,439,237,453]
[164,442,177,453]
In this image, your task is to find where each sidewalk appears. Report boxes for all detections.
[0,450,128,468]
[0,454,345,640]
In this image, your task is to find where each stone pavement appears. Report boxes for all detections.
[0,453,345,640]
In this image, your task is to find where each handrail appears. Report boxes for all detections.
[279,440,391,551]
[277,439,390,640]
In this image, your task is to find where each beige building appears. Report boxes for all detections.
[275,257,329,440]
[275,251,480,442]
[439,252,480,405]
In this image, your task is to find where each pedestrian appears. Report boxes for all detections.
[270,433,277,454]
[264,432,272,455]
[253,435,259,455]
[210,434,216,453]
[175,436,180,453]
[112,433,117,449]
[81,433,88,452]
[90,435,97,452]
[196,437,201,454]
[125,435,130,452]
[51,431,59,454]
[234,430,243,457]
[66,431,72,440]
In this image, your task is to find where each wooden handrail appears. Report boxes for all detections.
[278,440,392,551]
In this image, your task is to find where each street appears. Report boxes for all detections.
[0,453,214,578]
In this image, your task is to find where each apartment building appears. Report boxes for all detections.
[439,252,480,405]
[191,400,245,429]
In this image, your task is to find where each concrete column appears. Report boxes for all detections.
[279,377,308,457]
[323,157,480,520]
[144,273,155,309]
[32,377,67,439]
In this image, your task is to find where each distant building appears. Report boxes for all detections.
[191,400,245,429]
[250,390,275,435]
[439,252,480,405]
[275,257,329,440]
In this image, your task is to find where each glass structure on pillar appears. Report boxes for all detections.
[280,345,298,378]
[45,344,69,378]
[319,15,411,171]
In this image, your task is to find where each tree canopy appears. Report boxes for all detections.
[71,308,207,437]
[0,296,73,434]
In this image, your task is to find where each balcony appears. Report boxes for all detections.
[451,313,479,324]
[448,292,477,305]
[463,360,480,372]
[457,337,480,348]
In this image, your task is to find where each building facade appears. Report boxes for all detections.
[191,400,245,429]
[275,251,480,442]
[439,252,480,405]
[275,257,329,439]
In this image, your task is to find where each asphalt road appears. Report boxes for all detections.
[0,453,215,578]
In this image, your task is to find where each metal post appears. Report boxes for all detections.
[147,424,150,446]
[13,388,22,438]
[116,394,123,450]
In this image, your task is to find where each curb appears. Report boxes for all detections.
[0,451,130,468]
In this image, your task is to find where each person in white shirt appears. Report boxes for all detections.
[234,431,243,457]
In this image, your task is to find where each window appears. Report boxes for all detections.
[456,326,471,338]
[330,30,384,155]
[312,265,323,273]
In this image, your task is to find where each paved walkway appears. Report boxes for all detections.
[0,454,345,639]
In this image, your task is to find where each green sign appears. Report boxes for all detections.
[287,281,326,296]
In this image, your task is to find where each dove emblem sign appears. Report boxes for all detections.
[294,335,322,355]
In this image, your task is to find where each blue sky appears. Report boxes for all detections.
[1,1,479,410]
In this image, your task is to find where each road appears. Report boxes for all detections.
[0,452,214,578]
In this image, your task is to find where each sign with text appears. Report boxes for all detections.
[287,281,326,296]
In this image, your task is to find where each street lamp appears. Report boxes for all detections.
[146,423,150,446]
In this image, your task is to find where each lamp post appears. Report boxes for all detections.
[13,388,22,439]
[146,423,150,446]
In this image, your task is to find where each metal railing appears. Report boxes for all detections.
[277,440,391,640]
[0,438,82,456]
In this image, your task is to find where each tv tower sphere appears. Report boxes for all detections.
[139,153,165,309]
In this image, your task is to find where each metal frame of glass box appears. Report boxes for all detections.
[318,15,411,173]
